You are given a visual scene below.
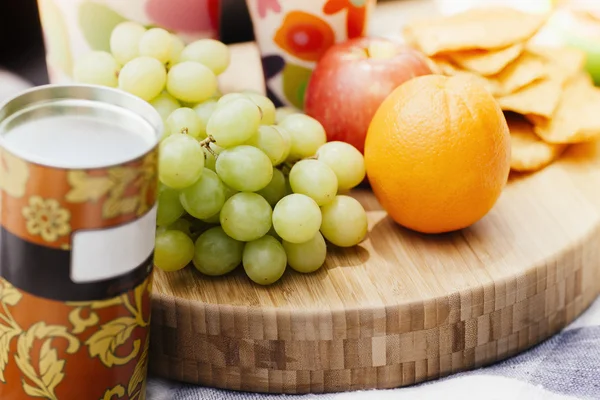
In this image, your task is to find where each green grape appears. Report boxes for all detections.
[283,232,327,273]
[275,106,300,124]
[179,169,225,219]
[257,168,286,207]
[110,21,146,65]
[243,91,276,125]
[218,92,276,126]
[217,93,247,107]
[156,226,167,236]
[215,146,273,192]
[166,218,193,237]
[167,61,217,103]
[220,192,272,241]
[275,126,292,163]
[166,107,204,139]
[118,56,166,101]
[78,1,126,52]
[138,28,173,64]
[73,51,120,87]
[193,226,244,276]
[193,99,218,138]
[154,230,194,272]
[156,185,184,226]
[206,98,261,148]
[289,159,338,206]
[202,143,223,171]
[246,125,287,165]
[158,134,204,189]
[202,147,217,172]
[180,39,230,75]
[150,91,181,124]
[279,114,327,161]
[243,236,287,285]
[316,141,366,190]
[200,184,236,223]
[320,195,368,247]
[168,34,185,67]
[211,88,223,99]
[272,194,322,244]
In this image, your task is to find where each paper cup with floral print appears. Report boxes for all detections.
[37,0,221,84]
[245,0,376,109]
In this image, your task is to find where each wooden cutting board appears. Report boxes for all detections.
[148,42,600,394]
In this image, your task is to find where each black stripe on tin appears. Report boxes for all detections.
[0,226,153,302]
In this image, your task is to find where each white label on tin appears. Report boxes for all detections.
[70,205,157,283]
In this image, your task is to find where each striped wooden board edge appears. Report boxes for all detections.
[149,259,598,394]
[148,42,600,393]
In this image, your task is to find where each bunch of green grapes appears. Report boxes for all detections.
[73,22,369,285]
[73,21,227,106]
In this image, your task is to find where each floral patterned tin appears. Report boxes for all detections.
[245,0,376,109]
[0,84,162,399]
[36,0,220,84]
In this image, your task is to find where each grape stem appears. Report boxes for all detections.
[199,136,218,157]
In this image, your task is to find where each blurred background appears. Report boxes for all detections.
[1,0,596,89]
[0,0,256,86]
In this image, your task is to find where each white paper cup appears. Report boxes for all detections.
[245,0,376,109]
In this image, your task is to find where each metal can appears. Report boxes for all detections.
[0,84,162,399]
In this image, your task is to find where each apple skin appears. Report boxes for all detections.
[304,37,433,154]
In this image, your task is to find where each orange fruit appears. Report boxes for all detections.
[364,74,511,234]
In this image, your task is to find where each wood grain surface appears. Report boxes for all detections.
[148,42,600,393]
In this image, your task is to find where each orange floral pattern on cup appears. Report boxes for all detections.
[323,0,370,38]
[273,11,336,62]
[0,275,152,400]
[0,147,158,250]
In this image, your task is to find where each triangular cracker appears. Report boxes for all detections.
[531,74,600,143]
[448,43,525,76]
[506,113,566,172]
[403,7,547,56]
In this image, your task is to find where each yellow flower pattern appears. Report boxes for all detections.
[101,384,126,400]
[0,149,30,198]
[0,277,151,399]
[22,196,71,242]
[65,150,158,220]
[14,322,80,400]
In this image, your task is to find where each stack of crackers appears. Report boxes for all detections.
[403,7,600,173]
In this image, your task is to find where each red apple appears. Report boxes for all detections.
[304,37,433,154]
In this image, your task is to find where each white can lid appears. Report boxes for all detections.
[0,84,163,169]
